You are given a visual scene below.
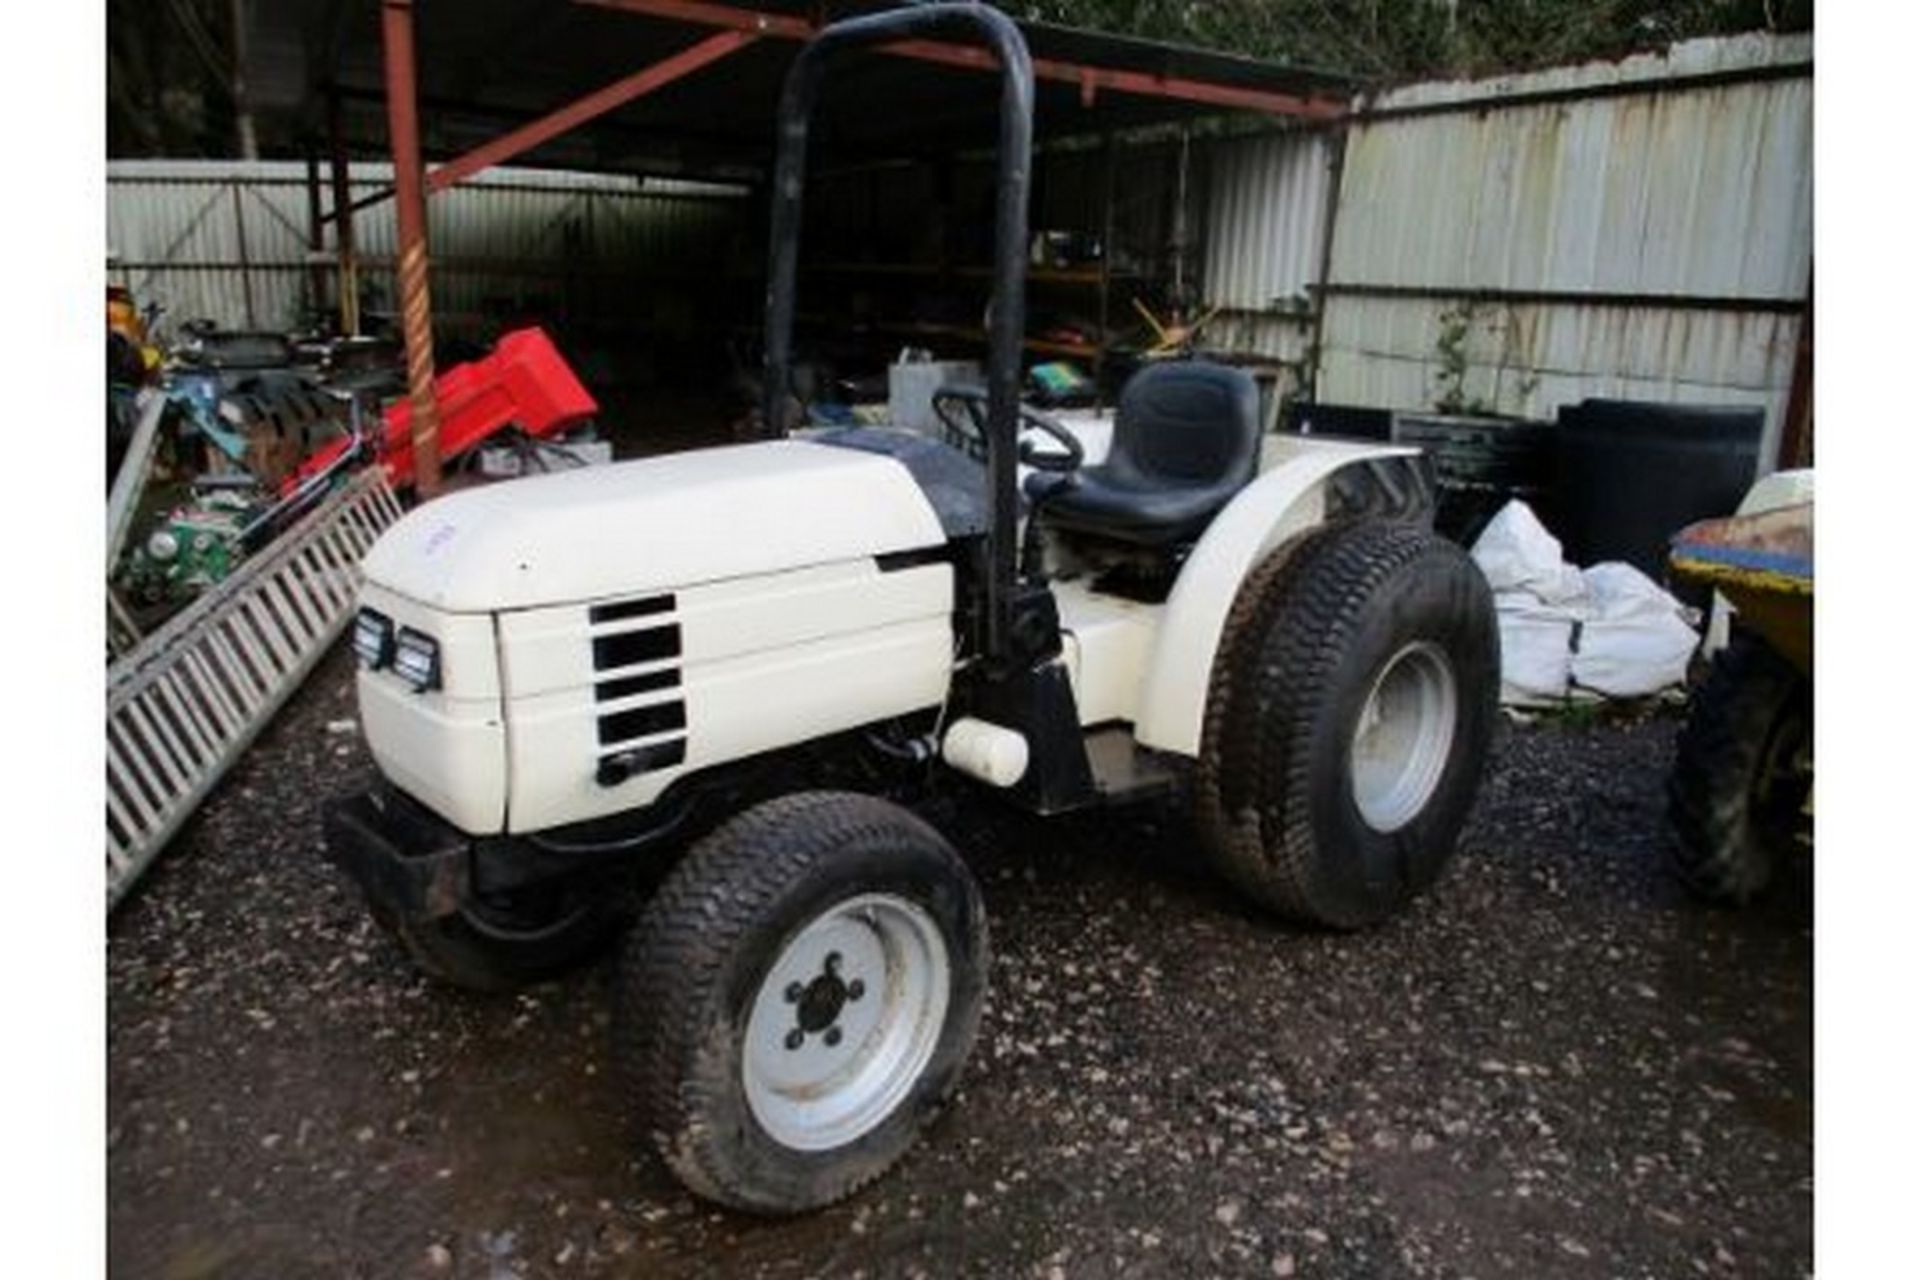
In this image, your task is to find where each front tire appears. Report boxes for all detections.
[1196,520,1500,928]
[1666,631,1811,904]
[616,792,988,1213]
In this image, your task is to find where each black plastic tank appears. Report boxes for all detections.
[1552,398,1764,586]
[1391,413,1556,546]
[1283,401,1394,441]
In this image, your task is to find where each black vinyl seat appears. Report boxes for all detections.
[1033,361,1262,548]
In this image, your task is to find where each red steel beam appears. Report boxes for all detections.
[886,39,1346,121]
[580,0,1347,120]
[582,0,812,40]
[382,0,443,496]
[425,29,757,192]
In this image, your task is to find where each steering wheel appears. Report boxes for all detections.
[930,385,1085,474]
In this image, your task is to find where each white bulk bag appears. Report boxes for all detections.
[1572,561,1700,698]
[1470,500,1698,706]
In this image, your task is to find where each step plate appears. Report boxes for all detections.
[1083,726,1185,804]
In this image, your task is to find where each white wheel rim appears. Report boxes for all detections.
[742,892,950,1152]
[1349,641,1459,833]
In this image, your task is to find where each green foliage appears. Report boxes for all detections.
[1431,301,1543,417]
[1004,0,1811,80]
[1432,301,1478,416]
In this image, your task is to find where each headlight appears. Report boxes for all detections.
[393,627,441,692]
[352,608,394,670]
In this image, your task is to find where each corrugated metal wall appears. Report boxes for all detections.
[1314,33,1812,466]
[1200,129,1334,370]
[108,160,751,343]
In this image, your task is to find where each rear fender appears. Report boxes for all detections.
[1133,440,1430,756]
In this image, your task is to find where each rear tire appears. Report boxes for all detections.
[1667,631,1811,904]
[1196,520,1500,928]
[616,791,988,1213]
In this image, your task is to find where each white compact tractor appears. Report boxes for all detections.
[325,4,1499,1213]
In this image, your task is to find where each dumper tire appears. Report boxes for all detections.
[1666,631,1811,904]
[372,883,622,995]
[1196,519,1500,928]
[616,791,988,1214]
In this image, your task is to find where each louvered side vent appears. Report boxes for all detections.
[588,594,687,787]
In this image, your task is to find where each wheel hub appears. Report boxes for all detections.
[1350,640,1460,834]
[789,952,866,1036]
[742,894,950,1152]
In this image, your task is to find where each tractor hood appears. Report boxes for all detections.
[362,440,947,613]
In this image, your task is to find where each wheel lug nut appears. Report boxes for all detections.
[825,951,841,973]
[784,982,804,1003]
[824,1027,842,1047]
[784,1029,804,1051]
[846,979,865,1001]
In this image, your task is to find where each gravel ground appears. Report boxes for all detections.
[108,645,1812,1279]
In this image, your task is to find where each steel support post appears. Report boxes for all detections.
[381,0,443,496]
[327,91,362,337]
[304,148,330,318]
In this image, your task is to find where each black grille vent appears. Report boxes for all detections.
[596,668,680,702]
[590,594,675,625]
[593,624,680,671]
[597,700,687,747]
[590,601,687,787]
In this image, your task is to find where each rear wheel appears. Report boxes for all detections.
[1667,631,1811,903]
[616,791,988,1213]
[1196,520,1500,928]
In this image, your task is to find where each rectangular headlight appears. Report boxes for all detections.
[352,608,394,670]
[392,627,441,692]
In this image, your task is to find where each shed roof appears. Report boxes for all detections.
[248,1,1355,181]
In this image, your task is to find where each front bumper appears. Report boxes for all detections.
[323,783,472,920]
[325,779,674,921]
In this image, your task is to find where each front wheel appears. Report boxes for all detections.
[615,792,988,1213]
[1196,520,1501,928]
[1666,631,1811,904]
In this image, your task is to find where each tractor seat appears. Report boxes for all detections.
[1033,361,1261,548]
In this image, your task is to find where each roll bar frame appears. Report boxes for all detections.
[760,2,1035,664]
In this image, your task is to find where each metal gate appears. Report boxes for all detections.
[106,469,404,908]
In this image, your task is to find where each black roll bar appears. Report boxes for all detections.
[761,2,1034,664]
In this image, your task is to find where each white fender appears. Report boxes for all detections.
[1133,438,1423,757]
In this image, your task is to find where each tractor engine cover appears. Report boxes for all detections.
[355,440,956,834]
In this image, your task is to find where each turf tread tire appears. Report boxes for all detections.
[1197,520,1499,928]
[615,791,987,1214]
[1193,533,1314,860]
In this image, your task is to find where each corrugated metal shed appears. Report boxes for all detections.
[108,159,750,340]
[1315,32,1811,468]
[1200,128,1333,369]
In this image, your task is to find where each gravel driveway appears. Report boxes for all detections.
[108,646,1812,1279]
